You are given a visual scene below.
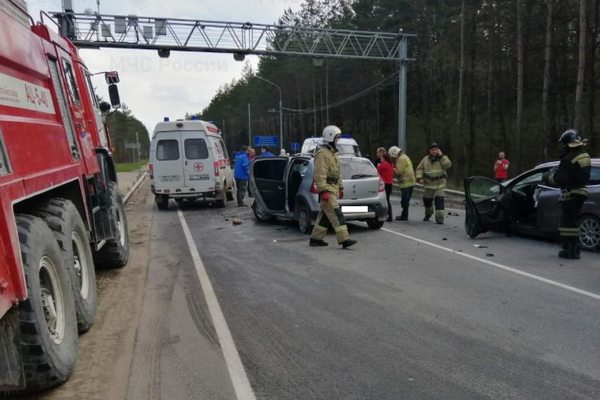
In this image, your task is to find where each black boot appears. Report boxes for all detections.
[396,209,408,221]
[341,239,357,249]
[309,238,328,247]
[558,237,570,259]
[572,239,581,259]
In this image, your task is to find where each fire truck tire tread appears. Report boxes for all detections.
[94,182,130,268]
[33,199,97,334]
[10,215,78,393]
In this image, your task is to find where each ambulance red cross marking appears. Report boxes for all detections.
[193,162,203,172]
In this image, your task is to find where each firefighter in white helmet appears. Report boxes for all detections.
[309,125,357,248]
[388,146,416,221]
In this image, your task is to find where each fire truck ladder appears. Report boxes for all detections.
[49,10,415,148]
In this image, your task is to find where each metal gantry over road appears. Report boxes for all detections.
[51,8,415,149]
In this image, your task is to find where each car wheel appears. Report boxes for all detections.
[297,204,313,234]
[251,201,272,222]
[578,214,600,251]
[367,219,384,230]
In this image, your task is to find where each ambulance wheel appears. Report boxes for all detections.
[94,182,129,268]
[13,215,78,391]
[34,199,97,333]
[367,219,384,230]
[155,194,169,210]
[215,192,226,208]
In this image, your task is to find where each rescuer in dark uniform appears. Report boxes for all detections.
[309,125,357,249]
[545,129,591,259]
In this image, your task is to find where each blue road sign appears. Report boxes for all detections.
[254,136,279,147]
[291,142,300,151]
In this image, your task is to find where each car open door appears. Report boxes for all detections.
[250,157,289,213]
[464,177,508,238]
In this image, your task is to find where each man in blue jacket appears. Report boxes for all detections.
[260,146,274,157]
[234,145,250,206]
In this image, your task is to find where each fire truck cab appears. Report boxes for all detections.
[0,0,129,392]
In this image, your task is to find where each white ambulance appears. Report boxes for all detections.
[149,118,234,209]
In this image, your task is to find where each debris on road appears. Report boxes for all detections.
[232,218,242,225]
[474,244,488,248]
[486,253,494,257]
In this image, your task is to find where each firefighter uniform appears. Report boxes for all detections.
[548,138,591,259]
[309,131,356,248]
[415,146,452,224]
[394,153,416,220]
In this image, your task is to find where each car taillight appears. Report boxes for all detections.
[149,163,153,179]
[379,178,385,192]
[309,180,319,194]
[214,161,220,176]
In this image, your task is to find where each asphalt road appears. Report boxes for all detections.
[35,188,600,400]
[129,194,600,400]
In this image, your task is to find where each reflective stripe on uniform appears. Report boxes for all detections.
[571,152,591,168]
[568,188,588,197]
[559,227,580,237]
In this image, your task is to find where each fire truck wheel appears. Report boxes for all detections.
[94,182,130,268]
[14,215,78,391]
[34,199,97,334]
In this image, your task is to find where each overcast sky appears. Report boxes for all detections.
[28,0,302,137]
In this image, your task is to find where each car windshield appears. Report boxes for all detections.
[337,144,361,157]
[512,170,547,192]
[340,158,378,180]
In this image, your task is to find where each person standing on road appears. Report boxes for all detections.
[260,146,274,157]
[309,125,357,249]
[494,151,510,182]
[376,147,394,222]
[543,129,591,259]
[234,145,250,206]
[389,146,415,221]
[415,143,452,224]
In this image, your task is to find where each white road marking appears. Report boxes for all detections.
[382,228,600,301]
[177,209,257,400]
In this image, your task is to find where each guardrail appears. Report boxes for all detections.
[391,182,466,207]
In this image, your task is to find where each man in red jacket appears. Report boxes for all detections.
[494,151,510,182]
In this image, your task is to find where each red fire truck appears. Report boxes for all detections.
[0,0,129,392]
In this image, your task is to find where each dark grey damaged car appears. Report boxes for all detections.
[464,159,600,251]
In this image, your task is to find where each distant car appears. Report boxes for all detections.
[464,159,600,251]
[300,136,361,157]
[249,154,387,233]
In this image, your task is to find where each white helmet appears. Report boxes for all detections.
[388,146,402,158]
[322,125,342,144]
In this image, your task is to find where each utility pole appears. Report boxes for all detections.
[398,36,408,152]
[247,103,252,146]
[135,131,140,163]
[326,60,330,125]
[256,76,283,151]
